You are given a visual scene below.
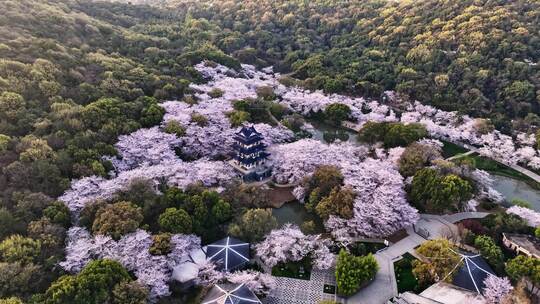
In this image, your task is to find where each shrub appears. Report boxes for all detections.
[158,208,192,234]
[92,202,143,240]
[335,249,378,296]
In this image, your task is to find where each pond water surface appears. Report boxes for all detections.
[490,174,540,211]
[307,120,361,145]
[272,201,325,233]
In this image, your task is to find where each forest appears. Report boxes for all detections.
[0,0,539,303]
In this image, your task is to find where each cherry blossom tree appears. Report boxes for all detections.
[60,227,201,301]
[112,127,181,171]
[469,169,504,203]
[327,158,419,240]
[190,62,540,171]
[482,275,513,304]
[254,224,335,269]
[269,139,368,185]
[226,270,276,296]
[60,159,236,219]
[507,206,540,227]
[194,259,224,287]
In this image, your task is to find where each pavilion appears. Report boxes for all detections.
[202,283,261,304]
[206,236,250,272]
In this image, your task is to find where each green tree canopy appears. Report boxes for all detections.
[158,208,192,234]
[44,259,131,304]
[473,235,504,272]
[315,186,355,220]
[505,255,540,292]
[228,208,278,243]
[409,168,473,213]
[398,142,442,177]
[92,201,143,240]
[335,249,379,296]
[359,122,428,148]
[413,239,461,287]
[111,281,148,304]
[0,235,41,264]
[43,201,71,228]
[324,103,351,125]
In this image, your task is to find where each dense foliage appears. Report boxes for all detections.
[335,249,378,296]
[409,168,473,213]
[412,239,461,287]
[44,259,134,304]
[1,0,540,302]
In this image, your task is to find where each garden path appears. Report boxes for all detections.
[438,136,540,184]
[263,269,344,304]
[345,212,489,304]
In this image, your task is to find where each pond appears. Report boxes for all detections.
[307,120,361,145]
[272,201,325,233]
[491,174,540,211]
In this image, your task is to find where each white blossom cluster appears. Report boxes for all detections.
[468,169,504,203]
[327,158,419,240]
[191,62,278,101]
[507,206,540,227]
[401,102,540,169]
[160,99,236,159]
[225,270,276,297]
[269,139,369,185]
[254,224,335,270]
[112,127,182,171]
[60,227,201,301]
[270,139,418,239]
[57,61,540,302]
[482,275,513,304]
[192,62,540,170]
[59,159,236,219]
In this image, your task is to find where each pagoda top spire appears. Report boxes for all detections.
[235,125,262,139]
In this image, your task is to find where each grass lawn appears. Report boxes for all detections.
[271,258,312,280]
[394,253,419,293]
[441,140,469,158]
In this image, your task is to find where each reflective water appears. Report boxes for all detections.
[272,201,325,233]
[491,174,540,211]
[307,120,360,145]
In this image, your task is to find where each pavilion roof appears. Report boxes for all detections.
[202,283,261,304]
[206,236,250,272]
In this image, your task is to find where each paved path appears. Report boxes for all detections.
[345,212,489,304]
[265,269,343,304]
[443,212,489,224]
[439,136,540,184]
[446,150,475,160]
[508,163,540,183]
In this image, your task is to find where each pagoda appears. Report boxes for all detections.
[231,125,272,182]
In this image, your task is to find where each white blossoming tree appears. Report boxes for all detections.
[254,224,335,269]
[226,270,276,296]
[507,206,540,227]
[60,228,201,301]
[482,275,513,304]
[112,126,181,171]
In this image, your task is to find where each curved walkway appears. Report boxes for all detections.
[440,136,540,184]
[343,121,540,185]
[345,212,489,304]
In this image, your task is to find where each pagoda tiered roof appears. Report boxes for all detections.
[232,142,267,154]
[234,126,264,144]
